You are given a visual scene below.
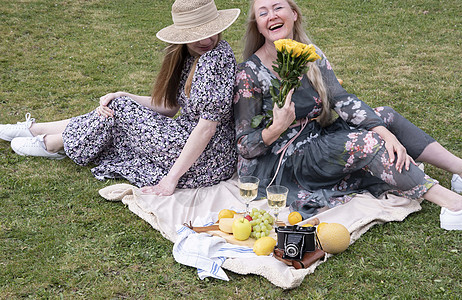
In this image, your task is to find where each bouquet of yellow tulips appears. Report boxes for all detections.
[251,39,321,128]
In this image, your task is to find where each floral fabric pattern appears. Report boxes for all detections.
[233,46,437,218]
[63,40,237,188]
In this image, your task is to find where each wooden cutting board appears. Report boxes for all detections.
[205,226,278,248]
[189,217,284,247]
[188,216,319,248]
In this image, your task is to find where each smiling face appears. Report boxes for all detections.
[186,34,219,56]
[253,0,298,43]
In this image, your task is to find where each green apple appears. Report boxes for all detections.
[232,217,252,241]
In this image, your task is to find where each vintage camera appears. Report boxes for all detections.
[276,225,316,260]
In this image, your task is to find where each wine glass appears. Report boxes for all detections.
[266,185,288,228]
[238,176,260,215]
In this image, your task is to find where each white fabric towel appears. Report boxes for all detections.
[173,223,256,281]
[98,176,422,289]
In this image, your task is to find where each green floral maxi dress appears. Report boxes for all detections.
[233,46,437,218]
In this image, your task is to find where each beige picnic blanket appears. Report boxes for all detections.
[99,174,422,289]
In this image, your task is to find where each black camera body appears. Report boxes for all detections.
[276,225,316,260]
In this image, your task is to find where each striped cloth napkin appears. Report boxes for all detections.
[173,222,257,281]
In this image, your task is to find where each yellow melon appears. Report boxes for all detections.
[316,223,350,254]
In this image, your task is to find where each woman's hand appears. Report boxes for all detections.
[272,89,296,132]
[100,92,123,106]
[97,92,124,118]
[262,89,296,145]
[96,105,115,118]
[140,176,178,196]
[383,135,414,173]
[372,126,414,173]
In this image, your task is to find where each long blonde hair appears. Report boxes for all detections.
[243,0,332,127]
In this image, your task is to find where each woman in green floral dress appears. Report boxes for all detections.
[233,0,462,229]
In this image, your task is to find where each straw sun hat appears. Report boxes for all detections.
[156,0,240,44]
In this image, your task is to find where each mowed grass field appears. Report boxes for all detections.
[1,0,461,298]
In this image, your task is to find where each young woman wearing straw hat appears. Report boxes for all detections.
[0,0,240,196]
[233,0,462,229]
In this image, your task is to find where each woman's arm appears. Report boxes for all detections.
[142,40,236,195]
[98,91,179,118]
[314,46,413,172]
[142,118,218,195]
[313,46,384,130]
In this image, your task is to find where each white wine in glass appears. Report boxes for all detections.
[266,185,288,227]
[238,176,260,215]
[267,193,287,210]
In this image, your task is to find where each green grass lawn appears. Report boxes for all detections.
[1,0,461,298]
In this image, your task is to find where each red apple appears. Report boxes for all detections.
[244,214,253,222]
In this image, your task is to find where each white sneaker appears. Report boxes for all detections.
[440,207,462,230]
[11,135,65,160]
[0,113,35,141]
[451,174,462,194]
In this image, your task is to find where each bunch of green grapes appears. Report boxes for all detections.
[248,208,274,239]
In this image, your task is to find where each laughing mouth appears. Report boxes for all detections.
[269,24,283,31]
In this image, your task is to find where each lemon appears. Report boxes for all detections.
[316,223,350,254]
[302,223,313,227]
[253,237,277,256]
[316,222,328,233]
[218,209,235,220]
[288,211,303,225]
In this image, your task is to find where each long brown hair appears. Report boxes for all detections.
[151,44,188,108]
[243,0,332,127]
[152,34,222,107]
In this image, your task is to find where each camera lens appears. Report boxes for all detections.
[285,244,300,258]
